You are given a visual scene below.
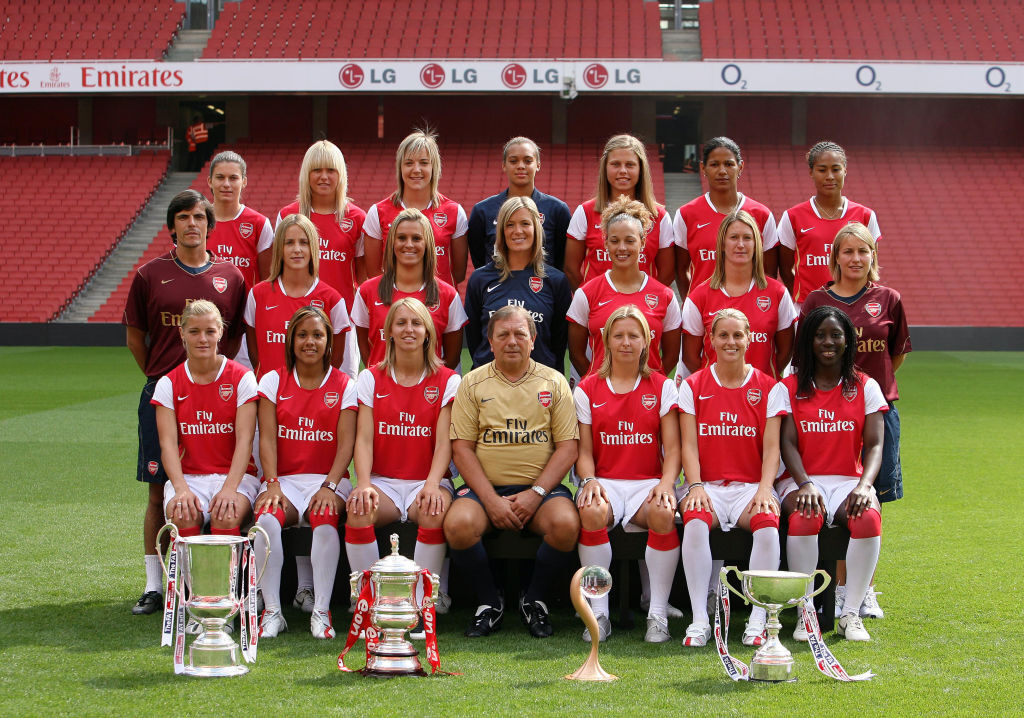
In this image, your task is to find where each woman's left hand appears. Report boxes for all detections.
[747,486,780,516]
[646,483,677,511]
[309,487,343,518]
[844,482,875,518]
[416,483,447,517]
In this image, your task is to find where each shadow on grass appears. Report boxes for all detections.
[83,671,183,689]
[0,600,173,652]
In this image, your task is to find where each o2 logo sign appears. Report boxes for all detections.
[985,66,1012,93]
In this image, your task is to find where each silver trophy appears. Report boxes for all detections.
[722,567,830,682]
[350,534,438,677]
[157,523,270,677]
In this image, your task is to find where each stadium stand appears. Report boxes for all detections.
[89,140,665,322]
[202,0,662,59]
[0,153,170,321]
[700,0,1024,61]
[0,1,184,61]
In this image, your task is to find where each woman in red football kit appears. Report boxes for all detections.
[362,129,469,286]
[345,298,460,611]
[153,300,259,536]
[574,305,681,644]
[673,137,778,298]
[771,305,886,642]
[252,306,357,640]
[777,141,882,308]
[244,214,351,379]
[564,134,674,289]
[679,210,796,381]
[350,207,466,371]
[678,308,784,648]
[567,197,681,379]
[800,222,911,619]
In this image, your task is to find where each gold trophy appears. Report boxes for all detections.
[565,565,617,682]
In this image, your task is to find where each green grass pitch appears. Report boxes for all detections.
[1,348,1021,716]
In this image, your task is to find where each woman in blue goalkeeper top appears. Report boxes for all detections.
[463,196,572,371]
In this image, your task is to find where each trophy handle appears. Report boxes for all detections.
[422,572,440,608]
[245,525,272,586]
[155,522,186,601]
[721,565,750,605]
[804,569,832,600]
[350,571,363,601]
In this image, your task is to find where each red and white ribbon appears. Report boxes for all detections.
[714,569,750,681]
[239,543,258,663]
[160,534,178,648]
[338,570,376,672]
[419,570,457,675]
[172,542,186,675]
[801,604,875,681]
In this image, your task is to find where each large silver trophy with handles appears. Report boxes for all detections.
[157,523,270,677]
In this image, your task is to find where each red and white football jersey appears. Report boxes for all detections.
[243,278,351,379]
[679,366,782,483]
[567,199,674,283]
[151,358,258,475]
[276,201,366,308]
[768,373,887,479]
[574,372,677,480]
[364,196,468,287]
[776,199,881,303]
[258,367,357,477]
[673,193,777,293]
[349,275,467,367]
[356,366,460,481]
[208,205,272,290]
[566,272,681,375]
[681,277,796,378]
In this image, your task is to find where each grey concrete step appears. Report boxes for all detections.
[61,172,199,321]
[663,172,704,215]
[164,29,211,61]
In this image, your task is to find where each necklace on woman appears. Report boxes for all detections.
[813,196,843,219]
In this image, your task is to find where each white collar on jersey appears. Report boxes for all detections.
[388,366,428,386]
[709,363,754,388]
[604,375,642,395]
[292,367,332,390]
[809,196,848,219]
[717,279,756,297]
[603,270,650,294]
[277,277,319,297]
[184,356,227,384]
[704,192,746,213]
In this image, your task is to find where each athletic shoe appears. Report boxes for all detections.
[132,590,162,615]
[435,592,452,615]
[293,587,315,613]
[465,599,504,638]
[793,620,809,642]
[838,613,871,641]
[640,600,685,619]
[834,585,847,618]
[260,609,287,638]
[581,614,612,642]
[682,621,712,647]
[644,615,671,643]
[410,616,426,640]
[310,610,335,639]
[742,620,767,646]
[519,597,553,638]
[860,586,884,619]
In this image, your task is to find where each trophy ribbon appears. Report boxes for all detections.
[800,603,875,682]
[172,540,187,675]
[338,570,377,672]
[239,542,258,663]
[160,533,178,648]
[713,568,751,681]
[419,569,458,676]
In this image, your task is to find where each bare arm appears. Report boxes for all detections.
[656,246,676,288]
[451,234,469,286]
[682,333,703,374]
[773,326,794,379]
[442,331,463,371]
[777,247,795,294]
[674,246,692,298]
[126,327,148,374]
[331,331,346,369]
[245,326,259,374]
[563,238,585,291]
[660,328,681,376]
[574,423,596,480]
[363,235,383,279]
[762,246,779,279]
[568,323,591,378]
[257,397,278,481]
[356,326,371,368]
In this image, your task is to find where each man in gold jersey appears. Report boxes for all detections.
[445,306,579,638]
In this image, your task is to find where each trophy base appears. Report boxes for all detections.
[749,659,796,683]
[362,648,426,677]
[185,628,248,678]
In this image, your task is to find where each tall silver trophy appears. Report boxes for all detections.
[721,567,829,682]
[157,523,270,677]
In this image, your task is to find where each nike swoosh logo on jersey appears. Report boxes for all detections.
[697,222,711,229]
[374,301,385,306]
[265,305,278,310]
[177,395,189,401]
[801,227,815,233]
[708,311,720,316]
[480,397,494,403]
[486,284,501,293]
[162,279,174,284]
[593,402,607,408]
[376,393,390,399]
[698,394,715,400]
[279,395,294,400]
[598,300,613,307]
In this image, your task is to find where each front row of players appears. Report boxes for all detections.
[155,298,884,645]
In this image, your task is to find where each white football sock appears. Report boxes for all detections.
[345,536,380,575]
[842,536,881,616]
[311,525,340,613]
[295,555,313,591]
[255,513,283,611]
[682,520,712,624]
[644,544,678,620]
[144,554,164,594]
[786,534,819,610]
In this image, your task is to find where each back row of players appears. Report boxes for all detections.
[125,131,910,644]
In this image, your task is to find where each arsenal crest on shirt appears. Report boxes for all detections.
[324,391,339,408]
[340,217,354,233]
[147,460,159,475]
[645,293,658,309]
[310,299,325,309]
[842,384,858,402]
[529,276,543,293]
[212,276,228,293]
[756,296,771,312]
[219,384,234,401]
[433,212,448,227]
[747,388,762,405]
[239,222,254,238]
[537,390,552,408]
[865,301,882,318]
[641,393,657,410]
[538,212,545,223]
[424,386,439,404]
